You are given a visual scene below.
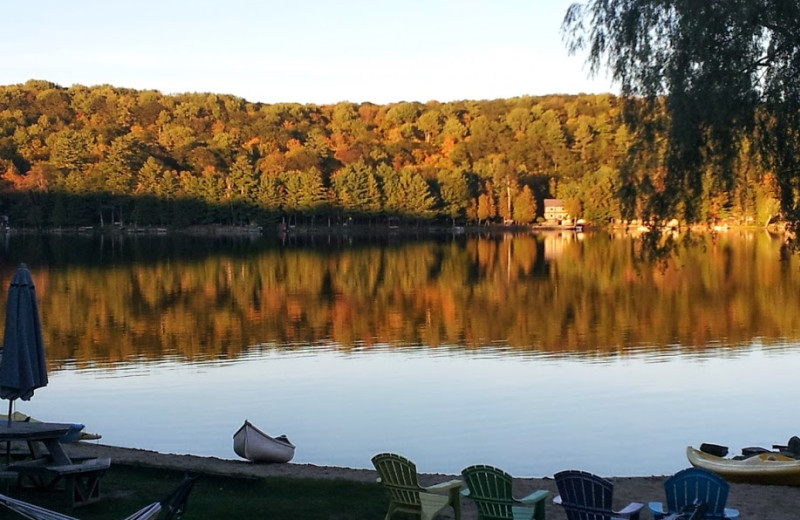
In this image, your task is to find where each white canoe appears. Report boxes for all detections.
[233,420,295,463]
[687,446,800,486]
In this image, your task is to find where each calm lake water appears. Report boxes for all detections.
[1,229,799,478]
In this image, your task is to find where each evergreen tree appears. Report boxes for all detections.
[436,168,470,225]
[512,185,537,224]
[477,181,497,225]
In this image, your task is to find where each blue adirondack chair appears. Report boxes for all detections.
[648,467,739,520]
[460,464,548,520]
[553,470,643,520]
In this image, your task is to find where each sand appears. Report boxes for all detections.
[64,442,800,519]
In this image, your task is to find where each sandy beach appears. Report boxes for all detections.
[64,442,800,519]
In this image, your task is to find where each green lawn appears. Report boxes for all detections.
[3,464,390,520]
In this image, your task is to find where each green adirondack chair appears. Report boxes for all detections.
[372,453,462,520]
[460,464,548,520]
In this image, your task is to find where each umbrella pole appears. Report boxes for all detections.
[4,400,10,468]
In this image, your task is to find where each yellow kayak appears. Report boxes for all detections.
[687,446,800,486]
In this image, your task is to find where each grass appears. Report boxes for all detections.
[4,464,390,519]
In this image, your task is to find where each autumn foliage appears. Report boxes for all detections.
[0,80,781,229]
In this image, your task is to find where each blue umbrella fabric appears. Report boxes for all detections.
[0,263,48,424]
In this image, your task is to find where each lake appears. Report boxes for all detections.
[1,229,799,478]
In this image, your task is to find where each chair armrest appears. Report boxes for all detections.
[615,502,644,520]
[518,489,548,505]
[553,494,562,505]
[648,501,665,519]
[424,479,462,493]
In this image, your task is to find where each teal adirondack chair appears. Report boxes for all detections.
[648,467,739,520]
[372,453,462,520]
[460,465,548,520]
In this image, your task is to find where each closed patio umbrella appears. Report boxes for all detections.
[0,263,48,426]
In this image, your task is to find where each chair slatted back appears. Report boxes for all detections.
[554,470,616,520]
[461,465,515,519]
[160,473,199,520]
[372,453,422,507]
[665,468,729,519]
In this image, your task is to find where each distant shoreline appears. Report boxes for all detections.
[0,221,789,239]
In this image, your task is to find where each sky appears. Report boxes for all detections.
[2,0,615,105]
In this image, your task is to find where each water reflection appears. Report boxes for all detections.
[1,230,799,369]
[2,230,800,476]
[20,339,800,478]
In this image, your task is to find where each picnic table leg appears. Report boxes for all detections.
[41,439,71,466]
[66,468,106,508]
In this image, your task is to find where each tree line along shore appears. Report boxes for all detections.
[0,80,784,232]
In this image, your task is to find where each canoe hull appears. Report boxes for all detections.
[687,446,800,486]
[233,420,295,463]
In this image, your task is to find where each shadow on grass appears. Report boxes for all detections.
[4,464,388,520]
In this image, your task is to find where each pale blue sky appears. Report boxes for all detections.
[1,0,614,104]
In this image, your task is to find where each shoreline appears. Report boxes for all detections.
[64,442,800,520]
[1,221,788,237]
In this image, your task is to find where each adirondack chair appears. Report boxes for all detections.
[648,467,739,520]
[0,473,198,520]
[372,453,462,520]
[553,470,643,520]
[460,465,548,520]
[159,473,199,520]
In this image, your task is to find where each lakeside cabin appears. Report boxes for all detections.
[544,198,571,225]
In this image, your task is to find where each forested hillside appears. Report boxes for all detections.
[0,80,781,230]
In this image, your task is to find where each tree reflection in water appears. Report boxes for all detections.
[2,230,799,476]
[1,230,798,368]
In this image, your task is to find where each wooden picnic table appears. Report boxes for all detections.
[0,420,74,465]
[0,420,110,507]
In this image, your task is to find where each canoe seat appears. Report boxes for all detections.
[10,457,111,508]
[648,467,739,520]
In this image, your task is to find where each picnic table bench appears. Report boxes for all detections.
[9,456,111,507]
